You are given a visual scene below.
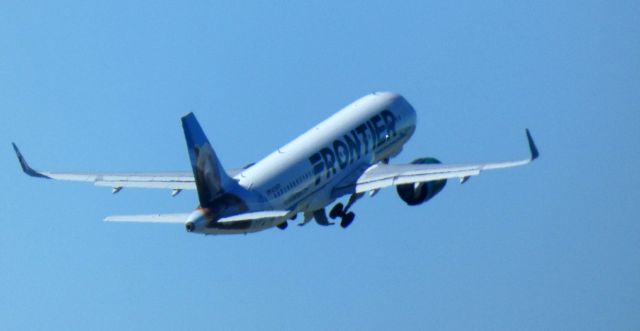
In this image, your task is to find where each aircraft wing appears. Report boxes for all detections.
[353,129,539,193]
[11,143,243,192]
[104,210,290,224]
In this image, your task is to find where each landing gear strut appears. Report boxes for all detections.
[329,193,363,228]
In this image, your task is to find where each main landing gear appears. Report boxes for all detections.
[277,213,299,230]
[329,193,362,228]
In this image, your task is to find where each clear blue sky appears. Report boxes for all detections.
[1,1,638,330]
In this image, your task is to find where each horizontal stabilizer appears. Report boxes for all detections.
[217,210,290,223]
[104,213,190,223]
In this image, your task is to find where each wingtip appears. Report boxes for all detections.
[525,129,539,161]
[11,142,29,171]
[11,143,49,178]
[11,142,22,158]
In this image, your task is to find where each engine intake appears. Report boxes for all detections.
[396,157,447,206]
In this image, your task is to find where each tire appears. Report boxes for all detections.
[329,203,344,219]
[340,212,355,228]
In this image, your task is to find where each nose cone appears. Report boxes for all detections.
[370,91,401,102]
[398,94,416,120]
[185,209,206,233]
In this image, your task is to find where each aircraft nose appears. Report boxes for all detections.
[371,91,401,101]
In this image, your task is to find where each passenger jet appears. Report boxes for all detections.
[13,92,539,235]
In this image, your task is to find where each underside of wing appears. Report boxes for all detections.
[11,143,244,192]
[350,129,539,193]
[354,163,481,193]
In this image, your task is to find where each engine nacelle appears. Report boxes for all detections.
[396,157,447,206]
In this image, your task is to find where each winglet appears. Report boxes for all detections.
[525,129,539,161]
[11,143,50,178]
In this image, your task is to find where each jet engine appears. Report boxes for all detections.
[396,157,447,206]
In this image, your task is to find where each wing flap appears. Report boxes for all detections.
[35,172,197,190]
[95,180,196,190]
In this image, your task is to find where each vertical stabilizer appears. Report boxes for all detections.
[181,113,235,207]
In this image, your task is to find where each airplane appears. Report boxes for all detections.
[12,92,539,235]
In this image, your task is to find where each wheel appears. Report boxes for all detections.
[329,203,344,219]
[277,221,288,230]
[340,212,355,228]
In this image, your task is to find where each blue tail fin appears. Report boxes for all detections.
[181,113,235,207]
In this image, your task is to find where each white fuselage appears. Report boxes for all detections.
[195,92,417,234]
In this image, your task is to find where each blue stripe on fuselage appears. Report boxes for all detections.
[308,109,397,181]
